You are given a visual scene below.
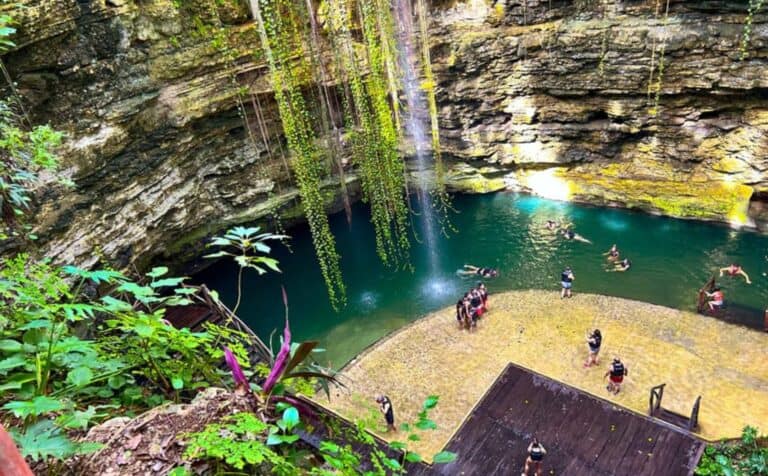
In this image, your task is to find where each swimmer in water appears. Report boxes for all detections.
[603,244,620,261]
[719,263,752,284]
[459,265,499,278]
[561,228,592,244]
[609,258,631,272]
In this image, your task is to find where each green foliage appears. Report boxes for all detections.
[9,419,102,462]
[740,0,765,60]
[251,0,347,309]
[0,100,64,239]
[696,426,768,475]
[0,255,251,461]
[184,412,298,474]
[205,226,286,313]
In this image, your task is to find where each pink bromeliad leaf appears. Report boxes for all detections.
[223,346,248,389]
[263,318,290,393]
[263,287,291,394]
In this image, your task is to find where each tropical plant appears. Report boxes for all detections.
[0,255,255,462]
[184,411,299,475]
[0,14,65,241]
[696,426,768,475]
[204,226,286,314]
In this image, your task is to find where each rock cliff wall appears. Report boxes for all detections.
[4,0,768,269]
[434,0,768,226]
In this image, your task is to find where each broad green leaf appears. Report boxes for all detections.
[405,452,422,463]
[20,319,52,330]
[0,339,23,352]
[107,375,127,389]
[134,323,154,338]
[0,354,27,371]
[389,441,406,450]
[66,367,93,387]
[423,395,439,410]
[432,451,458,464]
[146,267,169,278]
[56,406,96,429]
[150,277,185,288]
[101,296,132,312]
[3,396,65,418]
[282,406,299,430]
[415,418,437,431]
[266,433,284,446]
[11,419,77,461]
[171,376,184,390]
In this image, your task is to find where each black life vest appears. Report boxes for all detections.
[590,334,602,350]
[530,444,544,461]
[561,271,573,282]
[611,362,625,377]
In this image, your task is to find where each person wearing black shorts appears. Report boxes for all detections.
[522,437,547,476]
[375,395,396,432]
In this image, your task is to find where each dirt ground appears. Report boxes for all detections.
[321,290,768,460]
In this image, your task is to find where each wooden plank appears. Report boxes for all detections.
[418,364,705,475]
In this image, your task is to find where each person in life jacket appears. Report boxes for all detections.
[522,437,547,476]
[584,329,602,368]
[604,357,628,395]
[705,286,724,312]
[719,263,751,284]
[561,266,575,298]
[375,395,396,432]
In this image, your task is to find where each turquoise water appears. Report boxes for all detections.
[196,193,768,367]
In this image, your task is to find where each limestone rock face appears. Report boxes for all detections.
[432,0,768,227]
[5,0,768,269]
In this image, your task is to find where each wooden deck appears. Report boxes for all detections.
[411,364,705,476]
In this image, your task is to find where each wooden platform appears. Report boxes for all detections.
[411,364,705,476]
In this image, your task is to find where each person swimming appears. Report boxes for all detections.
[604,244,620,261]
[561,228,592,244]
[460,264,499,278]
[611,258,631,272]
[719,263,751,284]
[545,220,558,231]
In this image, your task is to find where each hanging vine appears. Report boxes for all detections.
[326,0,411,267]
[247,0,346,309]
[740,0,765,60]
[646,0,670,117]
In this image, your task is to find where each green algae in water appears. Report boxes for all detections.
[196,193,768,367]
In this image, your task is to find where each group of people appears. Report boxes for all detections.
[703,263,752,312]
[545,220,592,244]
[372,221,757,475]
[456,281,489,330]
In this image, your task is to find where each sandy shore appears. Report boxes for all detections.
[320,290,768,459]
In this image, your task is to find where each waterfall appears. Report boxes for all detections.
[393,0,439,274]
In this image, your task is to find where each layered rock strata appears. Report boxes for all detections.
[4,0,768,270]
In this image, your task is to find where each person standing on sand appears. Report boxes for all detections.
[584,329,602,368]
[375,395,396,432]
[604,357,628,395]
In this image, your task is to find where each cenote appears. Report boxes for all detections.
[198,193,768,367]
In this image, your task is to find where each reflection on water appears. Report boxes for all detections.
[196,193,768,367]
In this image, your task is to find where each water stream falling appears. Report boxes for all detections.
[393,0,439,275]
